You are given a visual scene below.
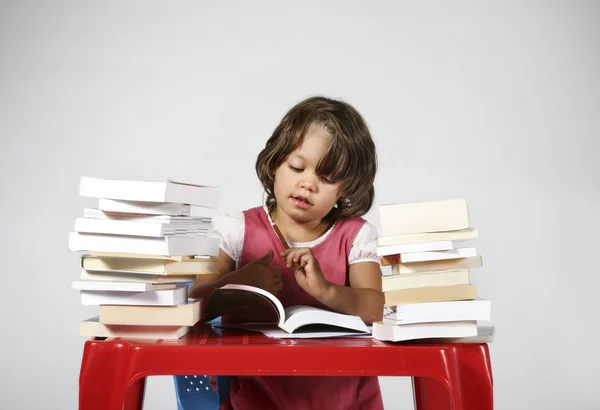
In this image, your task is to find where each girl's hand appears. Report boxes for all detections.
[231,250,283,295]
[281,248,330,298]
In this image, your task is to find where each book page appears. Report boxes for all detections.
[281,305,370,334]
[204,287,281,324]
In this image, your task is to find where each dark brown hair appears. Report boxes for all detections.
[255,96,377,221]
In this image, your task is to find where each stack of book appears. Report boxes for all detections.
[372,199,494,342]
[69,177,221,340]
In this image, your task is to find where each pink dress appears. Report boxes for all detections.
[215,206,384,410]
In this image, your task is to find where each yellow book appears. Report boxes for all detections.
[83,254,218,274]
[99,300,201,326]
[384,284,477,306]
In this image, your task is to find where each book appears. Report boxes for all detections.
[398,247,477,263]
[99,300,201,326]
[81,255,218,274]
[75,218,207,238]
[79,269,197,283]
[376,228,478,247]
[80,284,188,306]
[376,240,455,257]
[98,198,191,216]
[80,317,191,340]
[205,284,370,336]
[68,232,219,256]
[382,300,491,325]
[84,208,212,224]
[79,176,219,208]
[384,255,482,271]
[379,199,470,237]
[220,324,374,339]
[384,284,477,306]
[372,321,479,342]
[71,280,176,292]
[382,269,470,292]
[90,251,194,261]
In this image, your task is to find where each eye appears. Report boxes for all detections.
[320,176,333,184]
[288,164,303,172]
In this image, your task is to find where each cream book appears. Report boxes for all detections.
[398,247,477,263]
[385,255,482,272]
[379,199,470,237]
[376,241,455,257]
[74,218,207,238]
[68,232,219,256]
[90,252,194,261]
[80,317,191,340]
[84,208,212,224]
[206,284,369,336]
[382,269,470,292]
[80,284,188,306]
[384,284,477,306]
[99,300,201,326]
[372,321,480,342]
[71,280,176,292]
[383,300,491,325]
[80,269,197,284]
[377,228,478,247]
[98,198,192,216]
[79,176,219,208]
[82,254,218,274]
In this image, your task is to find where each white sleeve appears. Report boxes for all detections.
[348,222,380,265]
[210,212,245,265]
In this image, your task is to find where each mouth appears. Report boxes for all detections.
[291,195,313,209]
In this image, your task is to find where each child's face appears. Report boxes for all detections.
[273,127,342,224]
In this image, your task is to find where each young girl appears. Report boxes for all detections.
[190,96,385,410]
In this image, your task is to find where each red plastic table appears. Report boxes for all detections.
[79,324,493,409]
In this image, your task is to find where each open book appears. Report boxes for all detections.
[204,284,370,338]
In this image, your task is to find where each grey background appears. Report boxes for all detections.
[1,1,599,409]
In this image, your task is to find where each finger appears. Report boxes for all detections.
[290,248,311,263]
[285,251,299,268]
[293,266,306,281]
[299,253,313,268]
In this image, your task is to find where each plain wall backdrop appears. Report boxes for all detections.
[1,1,599,409]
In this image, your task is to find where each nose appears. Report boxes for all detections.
[300,174,318,192]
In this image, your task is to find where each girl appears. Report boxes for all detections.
[190,96,385,410]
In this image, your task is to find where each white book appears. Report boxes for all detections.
[399,247,477,263]
[205,284,369,335]
[80,284,188,306]
[218,323,373,339]
[372,320,478,342]
[79,176,219,208]
[75,217,208,238]
[68,232,219,256]
[383,300,491,325]
[80,316,191,340]
[379,199,470,237]
[83,208,211,225]
[98,198,191,216]
[377,241,455,257]
[71,280,177,292]
[438,326,495,343]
